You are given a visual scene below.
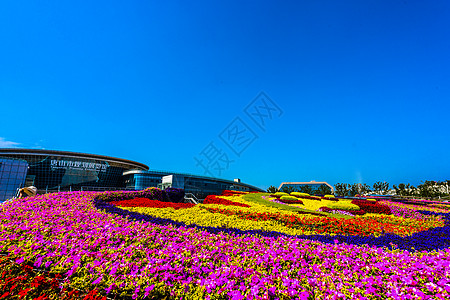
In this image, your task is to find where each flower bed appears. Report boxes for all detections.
[0,248,107,300]
[1,191,450,299]
[278,195,304,205]
[199,206,439,237]
[113,198,196,209]
[381,200,450,214]
[203,195,251,207]
[220,190,250,196]
[351,199,392,214]
[95,187,170,203]
[319,206,366,216]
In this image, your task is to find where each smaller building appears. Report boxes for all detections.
[0,158,28,202]
[278,181,334,194]
[123,170,264,199]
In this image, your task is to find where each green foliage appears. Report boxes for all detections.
[291,192,310,197]
[329,180,450,199]
[298,185,314,195]
[349,183,371,197]
[266,186,279,193]
[273,192,289,197]
[373,181,390,195]
[280,185,296,194]
[280,195,299,201]
[417,181,444,198]
[316,184,332,195]
[393,183,416,196]
[327,201,361,211]
[334,183,350,197]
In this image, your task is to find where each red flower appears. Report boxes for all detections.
[0,293,9,299]
[351,199,391,214]
[203,195,250,207]
[220,190,248,196]
[113,198,196,209]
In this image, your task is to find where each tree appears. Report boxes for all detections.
[350,183,371,196]
[393,183,418,196]
[299,185,314,195]
[266,186,279,193]
[393,183,404,196]
[334,183,350,197]
[373,181,390,195]
[281,185,296,194]
[417,181,433,198]
[417,181,443,198]
[316,184,332,195]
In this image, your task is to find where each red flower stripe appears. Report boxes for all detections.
[278,199,304,205]
[351,199,392,214]
[220,190,249,196]
[113,198,195,210]
[203,195,251,207]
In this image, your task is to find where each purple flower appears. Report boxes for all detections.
[15,257,24,264]
[34,256,43,268]
[92,275,103,284]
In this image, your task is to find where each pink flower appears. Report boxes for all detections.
[92,275,103,284]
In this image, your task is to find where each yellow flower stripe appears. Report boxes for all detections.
[360,213,444,230]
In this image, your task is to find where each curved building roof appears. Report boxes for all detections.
[0,148,149,171]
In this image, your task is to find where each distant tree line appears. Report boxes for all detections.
[267,180,450,199]
[266,184,332,195]
[333,180,450,198]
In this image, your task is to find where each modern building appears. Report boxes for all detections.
[0,149,148,194]
[0,158,28,202]
[278,181,334,194]
[123,170,264,199]
[0,148,263,200]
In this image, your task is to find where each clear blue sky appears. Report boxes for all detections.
[1,0,449,190]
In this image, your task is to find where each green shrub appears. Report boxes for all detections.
[324,195,336,198]
[327,201,361,211]
[273,192,289,197]
[291,192,310,197]
[280,195,299,201]
[366,198,377,202]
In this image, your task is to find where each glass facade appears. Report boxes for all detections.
[123,173,162,190]
[0,158,28,202]
[0,149,264,199]
[279,183,333,194]
[24,155,125,191]
[184,176,234,198]
[124,170,263,199]
[0,150,148,193]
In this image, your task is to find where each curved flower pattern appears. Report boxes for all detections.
[0,191,449,299]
